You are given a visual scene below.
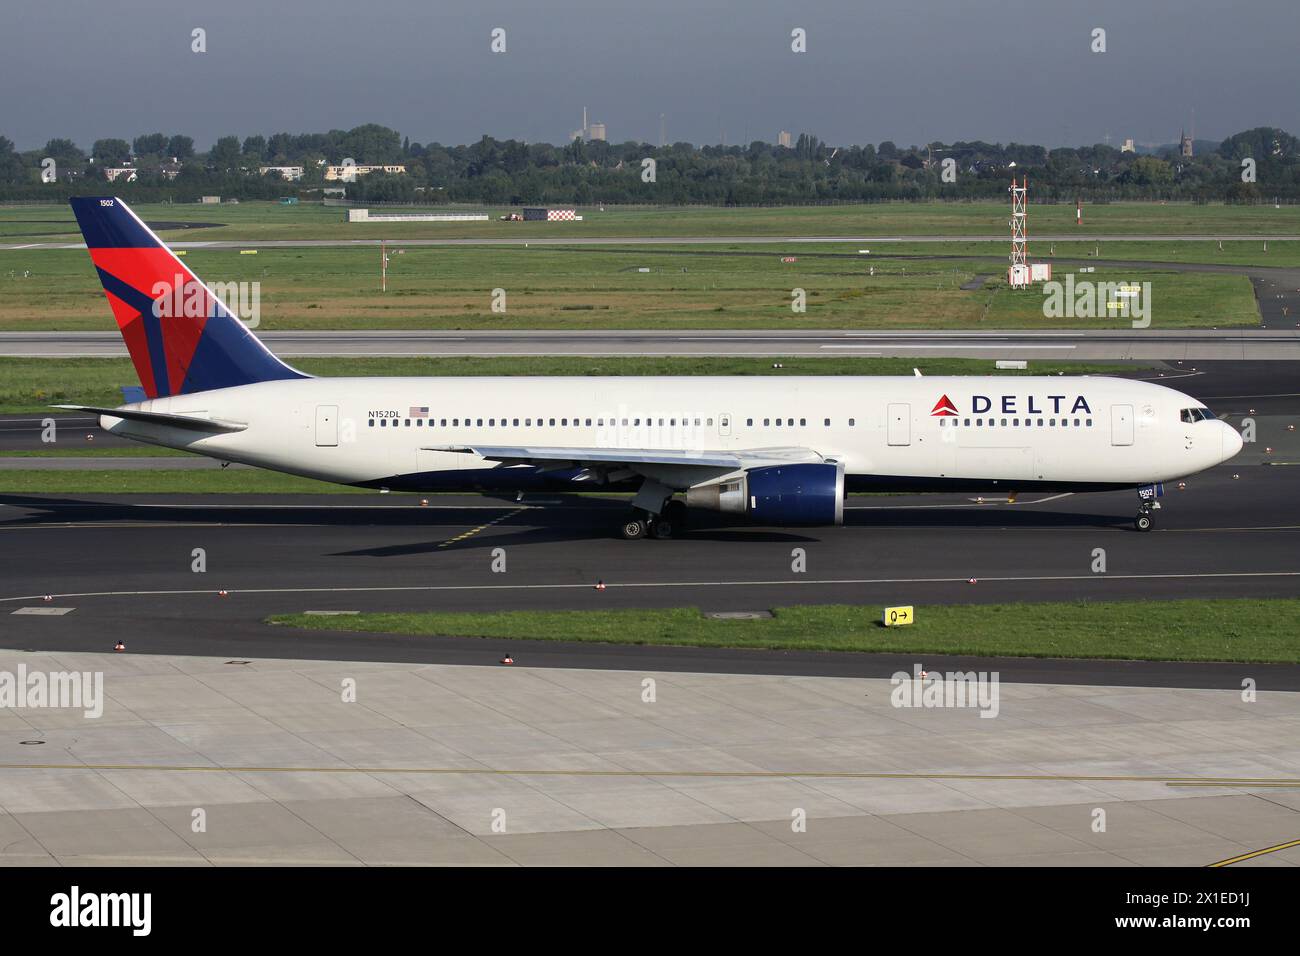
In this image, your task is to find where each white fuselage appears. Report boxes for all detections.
[97,374,1242,496]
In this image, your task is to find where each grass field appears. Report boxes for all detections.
[0,355,1148,416]
[267,599,1300,664]
[0,244,1262,332]
[5,200,1300,241]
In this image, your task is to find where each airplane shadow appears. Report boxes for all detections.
[0,492,1131,560]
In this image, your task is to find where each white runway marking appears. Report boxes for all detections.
[5,569,1300,605]
[11,607,74,615]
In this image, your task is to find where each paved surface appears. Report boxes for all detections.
[0,649,1294,866]
[5,233,1300,250]
[6,328,1300,360]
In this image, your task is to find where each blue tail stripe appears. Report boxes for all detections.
[95,265,169,397]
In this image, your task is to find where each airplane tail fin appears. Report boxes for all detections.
[69,196,307,399]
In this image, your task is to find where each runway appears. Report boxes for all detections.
[6,328,1300,360]
[5,233,1300,251]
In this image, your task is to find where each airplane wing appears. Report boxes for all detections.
[421,443,826,475]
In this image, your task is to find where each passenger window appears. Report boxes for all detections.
[369,419,375,427]
[848,418,855,426]
[824,418,830,426]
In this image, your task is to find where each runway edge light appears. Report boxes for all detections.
[883,605,914,627]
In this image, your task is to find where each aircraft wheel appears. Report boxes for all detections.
[620,517,648,540]
[1134,513,1153,532]
[650,516,676,539]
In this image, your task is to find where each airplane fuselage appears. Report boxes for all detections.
[97,374,1241,496]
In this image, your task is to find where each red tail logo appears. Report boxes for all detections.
[930,394,958,416]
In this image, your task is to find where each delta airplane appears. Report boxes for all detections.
[62,196,1243,538]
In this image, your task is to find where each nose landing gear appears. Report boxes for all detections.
[1134,499,1159,532]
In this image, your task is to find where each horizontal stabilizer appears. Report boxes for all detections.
[51,404,247,434]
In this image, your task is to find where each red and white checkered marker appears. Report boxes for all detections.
[546,209,576,221]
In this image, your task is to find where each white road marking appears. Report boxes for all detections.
[11,607,74,615]
[4,569,1300,605]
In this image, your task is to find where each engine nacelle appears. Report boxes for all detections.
[686,461,845,526]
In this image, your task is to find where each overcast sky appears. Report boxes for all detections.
[4,0,1296,151]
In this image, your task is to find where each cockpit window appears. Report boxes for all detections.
[1180,407,1216,423]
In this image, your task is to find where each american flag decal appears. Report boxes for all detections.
[410,406,429,417]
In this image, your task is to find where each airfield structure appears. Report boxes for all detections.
[1007,177,1050,288]
[1008,176,1029,288]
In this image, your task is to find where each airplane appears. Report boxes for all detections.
[60,196,1243,538]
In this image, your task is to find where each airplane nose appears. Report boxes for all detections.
[1220,421,1244,462]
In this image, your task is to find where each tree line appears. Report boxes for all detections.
[2,123,1297,204]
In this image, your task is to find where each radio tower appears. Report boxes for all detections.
[1008,176,1029,288]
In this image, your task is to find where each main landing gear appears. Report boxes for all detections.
[620,498,687,540]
